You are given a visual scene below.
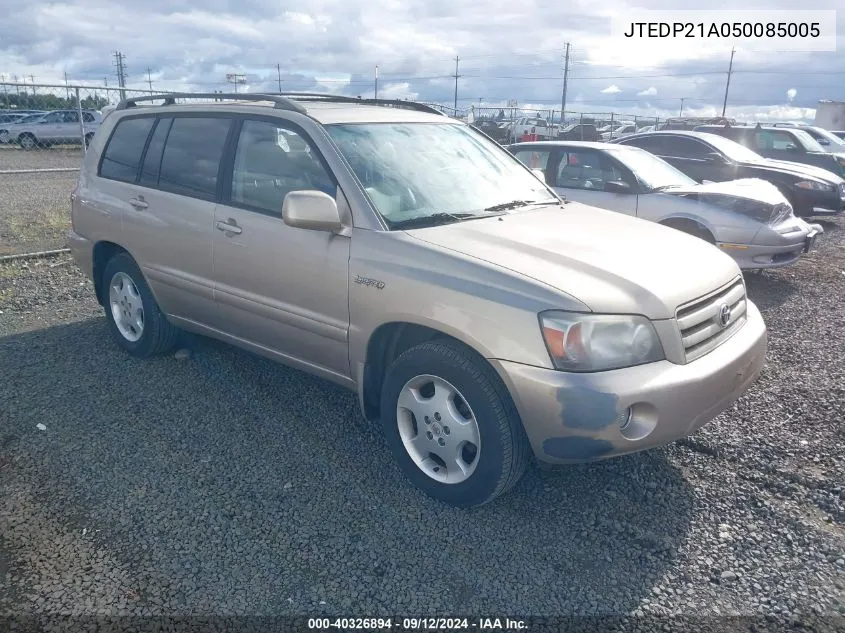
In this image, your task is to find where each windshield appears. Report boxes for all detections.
[807,127,845,149]
[326,122,557,229]
[700,133,765,162]
[791,129,827,153]
[607,147,696,190]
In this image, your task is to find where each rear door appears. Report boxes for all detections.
[548,147,638,215]
[35,111,64,142]
[116,114,232,323]
[210,117,351,377]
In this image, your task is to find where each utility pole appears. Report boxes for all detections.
[452,56,460,113]
[560,42,571,124]
[64,71,70,100]
[721,47,735,117]
[29,75,36,95]
[276,63,283,92]
[679,98,685,116]
[113,51,127,101]
[374,65,379,100]
[146,67,153,92]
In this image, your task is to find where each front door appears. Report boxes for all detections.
[548,148,638,215]
[211,118,351,377]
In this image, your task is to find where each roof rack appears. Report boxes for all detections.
[115,93,308,113]
[115,92,448,118]
[265,92,449,117]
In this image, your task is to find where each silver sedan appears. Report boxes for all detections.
[509,140,822,269]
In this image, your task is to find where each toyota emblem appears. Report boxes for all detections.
[718,303,731,328]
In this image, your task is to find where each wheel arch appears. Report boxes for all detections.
[659,215,717,243]
[359,321,502,422]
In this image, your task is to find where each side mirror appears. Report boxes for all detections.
[818,139,830,146]
[282,190,343,232]
[531,169,546,183]
[604,180,632,194]
[786,143,800,152]
[705,152,729,165]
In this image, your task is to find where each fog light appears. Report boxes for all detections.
[615,408,633,430]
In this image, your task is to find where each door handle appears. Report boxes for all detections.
[216,219,243,235]
[129,196,148,210]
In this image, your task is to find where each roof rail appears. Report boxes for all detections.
[115,93,308,114]
[269,92,449,117]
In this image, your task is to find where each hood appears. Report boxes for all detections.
[661,178,787,206]
[745,158,845,183]
[407,204,740,320]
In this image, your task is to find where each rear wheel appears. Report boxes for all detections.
[19,134,37,150]
[379,339,531,507]
[102,253,179,358]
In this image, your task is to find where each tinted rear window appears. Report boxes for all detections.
[158,117,231,200]
[140,118,172,187]
[99,117,156,183]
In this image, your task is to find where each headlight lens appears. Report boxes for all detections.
[539,312,665,372]
[795,180,833,191]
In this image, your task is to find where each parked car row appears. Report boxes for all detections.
[0,109,102,148]
[71,93,841,508]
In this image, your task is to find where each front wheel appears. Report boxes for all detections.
[102,253,179,358]
[380,339,531,507]
[19,134,37,150]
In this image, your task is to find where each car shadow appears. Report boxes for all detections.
[1,318,696,616]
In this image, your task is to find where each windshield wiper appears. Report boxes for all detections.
[389,212,477,230]
[483,199,548,213]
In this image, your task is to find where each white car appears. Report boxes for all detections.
[9,109,102,149]
[510,140,821,269]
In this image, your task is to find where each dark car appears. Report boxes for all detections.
[470,119,509,143]
[613,131,845,217]
[558,123,601,141]
[696,124,845,179]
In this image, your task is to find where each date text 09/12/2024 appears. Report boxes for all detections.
[307,617,527,630]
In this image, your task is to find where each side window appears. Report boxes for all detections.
[63,111,80,123]
[555,150,626,190]
[82,112,95,123]
[514,150,550,170]
[99,117,156,183]
[753,130,798,151]
[230,119,336,213]
[139,118,172,187]
[42,112,63,123]
[158,117,231,201]
[658,137,709,158]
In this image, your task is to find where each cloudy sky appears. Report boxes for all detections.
[1,0,842,121]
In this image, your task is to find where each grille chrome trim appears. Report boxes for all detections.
[676,277,747,362]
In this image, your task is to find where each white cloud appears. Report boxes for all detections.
[786,88,797,102]
[637,86,657,96]
[601,85,622,94]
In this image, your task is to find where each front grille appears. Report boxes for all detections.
[676,277,747,362]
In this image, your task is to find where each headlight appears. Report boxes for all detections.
[795,180,833,191]
[539,311,665,372]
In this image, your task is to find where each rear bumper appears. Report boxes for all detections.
[68,230,94,282]
[492,301,767,464]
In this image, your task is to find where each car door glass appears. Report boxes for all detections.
[230,120,336,213]
[158,117,231,201]
[99,116,156,183]
[42,112,62,124]
[556,150,624,191]
[82,112,95,123]
[63,111,80,123]
[513,150,550,170]
[140,118,172,186]
[753,130,795,151]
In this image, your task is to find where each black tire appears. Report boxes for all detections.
[662,219,716,244]
[19,134,37,150]
[101,253,179,358]
[379,339,531,507]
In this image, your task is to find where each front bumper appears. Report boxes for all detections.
[718,228,819,269]
[492,300,767,464]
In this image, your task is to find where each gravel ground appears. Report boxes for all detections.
[1,221,844,628]
[0,170,76,256]
[0,146,83,171]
